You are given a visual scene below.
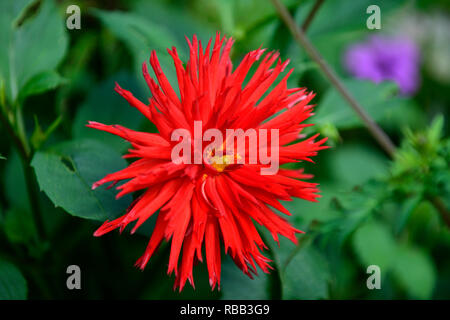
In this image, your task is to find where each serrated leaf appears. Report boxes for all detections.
[0,0,68,104]
[31,139,132,221]
[0,259,28,300]
[319,180,387,247]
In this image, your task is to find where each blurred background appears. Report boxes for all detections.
[0,0,449,299]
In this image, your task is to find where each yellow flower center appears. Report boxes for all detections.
[210,154,234,172]
[205,149,242,173]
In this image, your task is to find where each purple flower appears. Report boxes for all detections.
[344,35,421,95]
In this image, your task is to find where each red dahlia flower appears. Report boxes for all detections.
[88,33,327,291]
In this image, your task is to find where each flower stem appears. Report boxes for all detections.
[0,104,46,241]
[302,0,325,32]
[0,105,28,160]
[21,156,46,241]
[270,0,450,226]
[428,195,450,228]
[270,0,396,157]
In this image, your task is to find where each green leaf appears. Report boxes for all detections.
[93,8,178,87]
[392,245,436,299]
[245,0,298,28]
[352,221,397,271]
[282,246,330,299]
[31,115,62,150]
[131,0,216,44]
[0,154,5,160]
[395,194,423,234]
[319,180,387,247]
[18,71,67,102]
[314,79,400,129]
[220,255,270,300]
[326,143,389,188]
[72,73,146,152]
[0,0,34,95]
[4,150,65,239]
[0,259,28,300]
[428,115,444,145]
[31,139,132,221]
[4,151,30,212]
[3,207,37,245]
[283,183,342,228]
[0,0,68,104]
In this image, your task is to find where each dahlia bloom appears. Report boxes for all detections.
[88,33,327,291]
[344,35,421,95]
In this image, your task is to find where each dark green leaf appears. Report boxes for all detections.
[131,0,216,44]
[31,139,132,221]
[0,259,27,300]
[19,71,67,102]
[220,256,270,300]
[4,151,30,212]
[93,8,178,87]
[72,73,146,152]
[282,246,330,299]
[3,207,37,245]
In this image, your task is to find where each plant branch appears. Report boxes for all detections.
[270,0,450,226]
[302,0,325,32]
[270,0,396,157]
[0,105,46,241]
[0,108,29,160]
[21,156,46,241]
[428,195,450,228]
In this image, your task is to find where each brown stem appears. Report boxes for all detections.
[302,0,325,32]
[270,0,396,157]
[428,195,450,228]
[270,0,450,226]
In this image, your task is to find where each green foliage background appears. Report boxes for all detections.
[0,0,449,299]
